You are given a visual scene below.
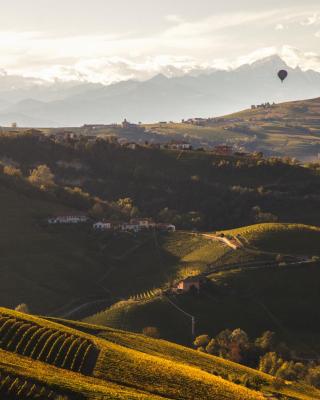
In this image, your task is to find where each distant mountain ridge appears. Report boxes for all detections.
[1,55,320,127]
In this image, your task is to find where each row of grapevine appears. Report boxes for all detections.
[0,313,100,375]
[0,370,67,399]
[129,288,162,302]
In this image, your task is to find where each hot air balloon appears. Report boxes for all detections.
[278,69,288,83]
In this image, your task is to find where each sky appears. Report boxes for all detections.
[1,0,320,83]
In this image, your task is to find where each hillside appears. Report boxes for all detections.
[1,133,320,231]
[86,223,320,349]
[0,176,115,315]
[0,307,319,400]
[145,97,320,160]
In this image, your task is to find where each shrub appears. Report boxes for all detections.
[15,304,30,314]
[3,165,22,177]
[142,327,160,339]
[306,366,320,388]
[28,165,55,188]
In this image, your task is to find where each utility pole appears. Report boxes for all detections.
[163,295,196,338]
[191,316,195,337]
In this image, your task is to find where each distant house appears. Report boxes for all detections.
[157,223,176,232]
[93,218,176,234]
[176,276,203,293]
[186,118,207,126]
[168,141,192,151]
[122,118,138,129]
[48,214,89,225]
[93,221,112,231]
[120,222,141,233]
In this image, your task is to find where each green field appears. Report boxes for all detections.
[220,223,320,256]
[1,307,319,400]
[0,179,231,314]
[86,223,320,349]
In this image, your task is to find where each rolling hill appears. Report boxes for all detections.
[144,96,320,160]
[85,223,320,350]
[0,307,319,400]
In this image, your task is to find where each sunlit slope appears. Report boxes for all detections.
[221,223,320,255]
[54,316,320,400]
[86,223,320,348]
[2,308,320,400]
[145,97,320,159]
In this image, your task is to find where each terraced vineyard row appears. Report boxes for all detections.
[130,289,162,301]
[0,313,99,375]
[0,370,73,399]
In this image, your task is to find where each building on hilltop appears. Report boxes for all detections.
[168,141,192,151]
[93,221,113,231]
[92,219,175,233]
[157,223,176,232]
[174,276,207,293]
[48,213,89,225]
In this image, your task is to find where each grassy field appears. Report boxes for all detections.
[86,223,320,349]
[0,180,231,314]
[1,307,320,400]
[0,180,112,314]
[220,223,320,256]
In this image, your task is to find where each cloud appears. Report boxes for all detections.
[300,12,320,26]
[280,45,320,71]
[1,6,320,83]
[163,10,281,38]
[165,14,184,24]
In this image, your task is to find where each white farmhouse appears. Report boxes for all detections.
[120,223,141,233]
[48,214,88,224]
[93,221,112,231]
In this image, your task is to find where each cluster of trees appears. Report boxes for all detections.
[0,132,320,230]
[194,329,320,388]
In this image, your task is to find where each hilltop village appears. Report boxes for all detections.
[48,214,176,233]
[2,120,262,159]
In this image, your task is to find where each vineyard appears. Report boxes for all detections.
[0,308,319,400]
[129,288,162,301]
[220,223,320,255]
[0,369,77,399]
[0,312,99,375]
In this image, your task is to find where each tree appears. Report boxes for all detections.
[142,327,160,339]
[15,303,30,314]
[117,198,136,217]
[230,329,250,363]
[274,360,306,382]
[259,352,284,376]
[206,338,219,355]
[90,203,105,218]
[193,334,210,349]
[3,165,22,177]
[255,331,276,352]
[28,164,55,187]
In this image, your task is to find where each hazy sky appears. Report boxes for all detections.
[1,0,320,83]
